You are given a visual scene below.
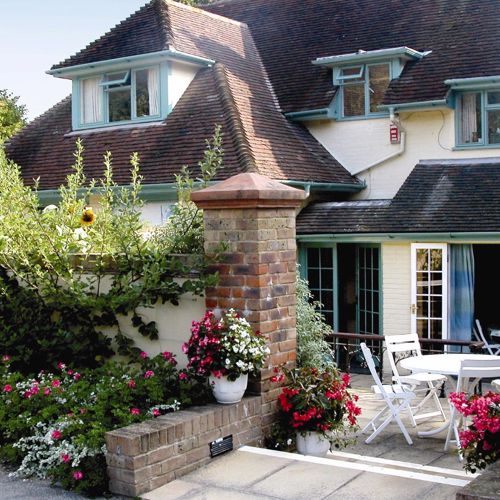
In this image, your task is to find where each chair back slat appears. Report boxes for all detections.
[360,343,386,394]
[385,334,421,354]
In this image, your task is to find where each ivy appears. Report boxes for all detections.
[0,129,222,375]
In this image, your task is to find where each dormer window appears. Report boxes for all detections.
[312,46,428,121]
[78,66,160,127]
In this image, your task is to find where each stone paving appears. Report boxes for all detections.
[142,373,488,500]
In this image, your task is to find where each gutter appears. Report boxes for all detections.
[47,49,215,78]
[378,99,448,112]
[280,180,365,196]
[350,132,406,176]
[284,108,331,122]
[297,232,500,243]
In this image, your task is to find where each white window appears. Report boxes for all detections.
[79,66,160,127]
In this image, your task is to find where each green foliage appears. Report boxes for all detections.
[0,353,211,496]
[296,272,335,369]
[151,125,223,254]
[0,89,27,143]
[0,138,219,374]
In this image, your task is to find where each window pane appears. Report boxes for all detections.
[487,91,500,105]
[104,71,128,83]
[340,66,364,81]
[307,248,319,267]
[368,64,390,113]
[487,109,500,145]
[459,92,482,144]
[343,84,365,116]
[109,89,131,122]
[320,248,333,268]
[416,249,429,271]
[135,69,151,117]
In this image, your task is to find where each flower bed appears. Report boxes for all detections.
[0,352,210,496]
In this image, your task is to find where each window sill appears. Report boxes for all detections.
[66,119,166,136]
[452,143,500,151]
[336,113,389,122]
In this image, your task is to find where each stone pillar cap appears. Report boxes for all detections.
[191,173,306,209]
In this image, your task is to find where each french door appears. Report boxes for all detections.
[411,244,448,340]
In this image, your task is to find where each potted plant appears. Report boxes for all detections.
[183,309,270,404]
[272,365,361,456]
[449,390,500,472]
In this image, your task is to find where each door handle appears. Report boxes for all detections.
[411,304,417,315]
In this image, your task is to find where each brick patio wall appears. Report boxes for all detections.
[106,173,305,497]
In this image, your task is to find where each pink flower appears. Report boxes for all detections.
[57,362,66,370]
[179,372,188,381]
[2,355,11,363]
[130,408,140,415]
[73,471,83,481]
[152,408,161,417]
[51,379,61,388]
[44,387,51,396]
[144,370,155,379]
[140,351,148,359]
[127,379,136,389]
[73,372,81,381]
[61,454,71,463]
[3,384,12,393]
[51,430,62,440]
[181,343,189,354]
[67,369,74,376]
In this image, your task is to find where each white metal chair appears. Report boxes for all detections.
[360,342,416,445]
[473,319,500,355]
[385,334,447,427]
[445,359,500,454]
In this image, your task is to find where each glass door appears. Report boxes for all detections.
[411,244,448,340]
[356,245,381,336]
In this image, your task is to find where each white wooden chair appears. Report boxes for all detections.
[360,342,416,445]
[473,319,500,355]
[445,359,500,454]
[385,334,447,427]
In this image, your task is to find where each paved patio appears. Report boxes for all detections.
[142,373,486,500]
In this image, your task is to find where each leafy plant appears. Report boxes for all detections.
[0,135,220,374]
[449,391,500,472]
[0,352,211,496]
[271,366,360,448]
[296,272,335,369]
[183,309,270,381]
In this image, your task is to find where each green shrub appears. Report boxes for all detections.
[0,353,211,496]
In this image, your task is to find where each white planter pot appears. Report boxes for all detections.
[296,431,330,457]
[209,373,248,404]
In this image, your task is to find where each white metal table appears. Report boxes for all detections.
[400,353,499,440]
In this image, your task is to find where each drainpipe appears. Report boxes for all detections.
[350,108,406,176]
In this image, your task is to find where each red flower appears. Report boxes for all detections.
[51,430,62,440]
[61,454,71,463]
[73,471,83,481]
[179,372,188,381]
[144,370,155,379]
[139,351,148,359]
[3,384,12,393]
[51,379,61,388]
[127,379,136,389]
[152,408,161,417]
[130,408,140,415]
[2,355,11,363]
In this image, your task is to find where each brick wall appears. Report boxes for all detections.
[106,396,262,497]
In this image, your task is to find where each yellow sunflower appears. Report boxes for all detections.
[80,206,95,226]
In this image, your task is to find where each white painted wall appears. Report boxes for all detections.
[307,109,500,199]
[168,60,198,110]
[140,201,174,226]
[381,242,411,338]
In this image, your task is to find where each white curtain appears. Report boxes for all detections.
[461,93,478,143]
[80,78,102,124]
[148,67,160,116]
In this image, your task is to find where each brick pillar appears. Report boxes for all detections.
[191,173,306,427]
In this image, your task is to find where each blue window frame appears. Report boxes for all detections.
[456,90,500,147]
[76,65,162,129]
[335,63,391,119]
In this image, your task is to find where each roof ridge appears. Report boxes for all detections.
[212,63,258,174]
[166,0,247,27]
[156,0,175,50]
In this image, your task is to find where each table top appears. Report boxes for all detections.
[400,353,499,376]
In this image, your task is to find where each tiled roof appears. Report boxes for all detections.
[208,0,500,112]
[8,0,359,190]
[297,159,500,235]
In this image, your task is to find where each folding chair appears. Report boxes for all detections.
[385,334,447,427]
[445,359,500,454]
[360,342,416,445]
[473,319,500,355]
